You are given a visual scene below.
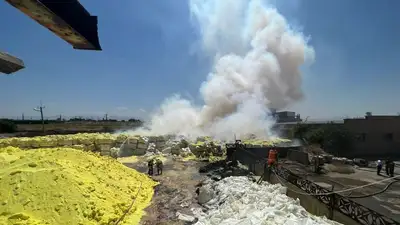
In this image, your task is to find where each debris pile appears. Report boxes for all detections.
[0,146,157,225]
[332,157,354,165]
[198,160,251,182]
[0,134,292,159]
[194,177,342,225]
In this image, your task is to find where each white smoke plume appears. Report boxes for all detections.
[134,0,315,140]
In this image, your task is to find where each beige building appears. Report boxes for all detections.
[344,116,400,157]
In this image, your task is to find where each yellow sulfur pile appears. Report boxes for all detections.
[242,138,291,146]
[0,147,157,225]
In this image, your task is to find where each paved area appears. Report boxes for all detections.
[281,160,400,222]
[315,170,400,221]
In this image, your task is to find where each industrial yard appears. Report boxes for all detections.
[2,0,399,224]
[1,132,399,225]
[123,156,207,225]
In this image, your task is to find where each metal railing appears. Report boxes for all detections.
[274,166,400,225]
[228,144,400,225]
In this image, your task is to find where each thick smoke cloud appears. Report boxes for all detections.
[135,0,315,140]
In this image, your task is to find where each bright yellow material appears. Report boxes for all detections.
[0,133,291,150]
[0,147,157,225]
[145,155,167,163]
[242,138,291,146]
[182,154,198,161]
[0,133,118,149]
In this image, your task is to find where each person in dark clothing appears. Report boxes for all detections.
[385,159,395,177]
[377,160,383,175]
[385,159,391,176]
[389,161,395,177]
[148,159,154,176]
[156,158,163,175]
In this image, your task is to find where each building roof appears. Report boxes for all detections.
[344,115,400,121]
[276,120,344,125]
[0,52,25,74]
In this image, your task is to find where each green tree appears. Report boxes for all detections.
[305,127,325,146]
[0,120,17,133]
[290,122,354,156]
[291,123,311,139]
[322,125,354,156]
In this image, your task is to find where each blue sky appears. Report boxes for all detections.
[1,0,400,120]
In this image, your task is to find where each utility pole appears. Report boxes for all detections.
[22,113,24,121]
[33,101,45,134]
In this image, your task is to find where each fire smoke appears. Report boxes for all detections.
[134,0,315,140]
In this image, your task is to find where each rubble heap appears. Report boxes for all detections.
[194,177,342,225]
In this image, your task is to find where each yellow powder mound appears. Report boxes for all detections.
[0,147,157,225]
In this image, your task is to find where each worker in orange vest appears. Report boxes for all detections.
[259,148,278,183]
[267,149,278,168]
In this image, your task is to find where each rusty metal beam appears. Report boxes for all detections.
[5,0,102,51]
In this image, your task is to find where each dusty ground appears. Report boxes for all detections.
[281,160,400,222]
[122,156,206,225]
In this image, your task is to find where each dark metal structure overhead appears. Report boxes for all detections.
[0,52,25,74]
[5,0,102,51]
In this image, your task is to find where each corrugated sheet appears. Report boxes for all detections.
[0,52,25,74]
[276,120,345,125]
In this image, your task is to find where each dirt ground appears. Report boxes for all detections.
[122,156,207,225]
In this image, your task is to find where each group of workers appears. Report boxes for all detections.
[377,159,395,177]
[148,158,163,176]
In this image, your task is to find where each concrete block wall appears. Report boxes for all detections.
[287,150,310,165]
[234,146,301,166]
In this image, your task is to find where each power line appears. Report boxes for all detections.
[33,101,45,134]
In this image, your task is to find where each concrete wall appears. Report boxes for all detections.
[234,147,304,175]
[270,174,358,225]
[274,116,400,158]
[344,116,400,158]
[234,146,299,163]
[287,150,310,165]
